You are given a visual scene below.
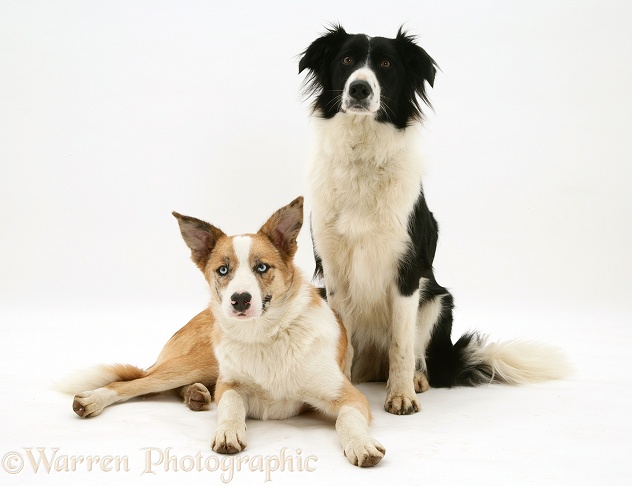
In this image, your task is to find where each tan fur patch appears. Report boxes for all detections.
[101,364,146,382]
[205,237,239,301]
[308,286,323,308]
[305,287,348,372]
[335,380,372,423]
[210,313,223,349]
[257,196,303,261]
[335,311,348,372]
[78,310,218,407]
[249,233,294,301]
[213,379,234,404]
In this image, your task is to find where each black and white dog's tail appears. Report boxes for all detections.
[422,285,570,387]
[444,333,569,387]
[426,329,571,388]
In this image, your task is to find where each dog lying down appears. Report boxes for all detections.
[57,197,385,467]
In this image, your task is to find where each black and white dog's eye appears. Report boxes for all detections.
[217,265,229,276]
[380,59,392,69]
[342,56,354,65]
[256,263,269,274]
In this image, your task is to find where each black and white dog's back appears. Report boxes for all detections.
[300,26,568,415]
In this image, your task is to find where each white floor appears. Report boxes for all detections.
[1,303,630,485]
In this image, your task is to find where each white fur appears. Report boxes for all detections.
[220,236,263,320]
[309,114,424,411]
[212,261,385,465]
[387,290,419,387]
[336,405,385,466]
[214,277,344,420]
[54,363,144,395]
[341,67,381,114]
[415,280,447,372]
[53,365,123,395]
[212,389,248,453]
[468,338,572,384]
[71,388,119,418]
[309,115,422,309]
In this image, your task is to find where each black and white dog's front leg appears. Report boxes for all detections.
[384,288,421,415]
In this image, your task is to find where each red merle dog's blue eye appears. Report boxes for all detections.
[256,263,269,274]
[217,266,229,276]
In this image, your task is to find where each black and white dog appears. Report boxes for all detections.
[299,26,568,415]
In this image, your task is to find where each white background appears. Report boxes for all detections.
[1,1,631,484]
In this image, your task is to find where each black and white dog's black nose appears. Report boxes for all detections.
[348,80,372,101]
[231,292,252,312]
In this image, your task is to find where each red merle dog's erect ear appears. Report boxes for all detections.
[173,211,226,272]
[258,196,304,261]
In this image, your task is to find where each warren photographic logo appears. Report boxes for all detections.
[1,448,129,474]
[2,447,318,483]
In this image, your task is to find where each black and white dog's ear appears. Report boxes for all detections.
[396,26,438,99]
[172,212,226,271]
[298,24,347,74]
[259,196,304,261]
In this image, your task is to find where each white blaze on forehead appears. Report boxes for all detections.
[232,235,252,270]
[349,67,373,81]
[220,235,263,319]
[230,235,257,293]
[341,28,378,114]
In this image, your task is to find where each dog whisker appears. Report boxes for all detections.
[325,94,343,110]
[379,97,397,123]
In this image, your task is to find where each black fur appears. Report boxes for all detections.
[397,187,439,297]
[397,188,492,387]
[419,279,494,387]
[299,25,437,129]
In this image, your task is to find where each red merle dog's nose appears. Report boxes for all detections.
[231,292,252,313]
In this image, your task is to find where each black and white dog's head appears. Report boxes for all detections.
[299,25,437,129]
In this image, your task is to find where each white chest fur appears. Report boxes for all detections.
[309,115,424,307]
[214,296,343,420]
